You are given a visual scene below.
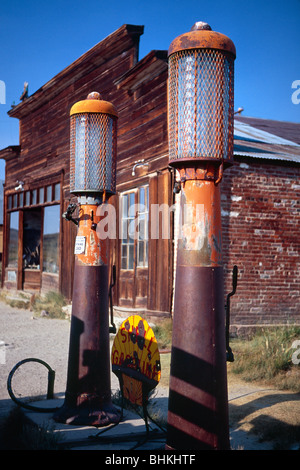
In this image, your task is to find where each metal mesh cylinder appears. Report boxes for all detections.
[168,28,235,165]
[69,95,118,195]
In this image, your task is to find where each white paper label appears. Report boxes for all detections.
[74,236,86,254]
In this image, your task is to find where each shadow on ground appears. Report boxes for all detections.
[229,390,300,450]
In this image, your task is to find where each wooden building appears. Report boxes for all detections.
[0,24,299,327]
[0,24,172,315]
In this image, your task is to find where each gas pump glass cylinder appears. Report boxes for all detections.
[168,22,236,165]
[69,91,118,196]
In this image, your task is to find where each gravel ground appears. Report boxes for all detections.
[0,300,299,450]
[0,301,167,424]
[0,302,71,421]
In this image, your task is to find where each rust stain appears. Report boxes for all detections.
[168,29,236,58]
[178,179,222,266]
[76,203,107,266]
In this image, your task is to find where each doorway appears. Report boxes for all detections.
[118,185,149,308]
[23,208,42,290]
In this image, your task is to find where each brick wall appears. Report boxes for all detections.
[221,158,300,328]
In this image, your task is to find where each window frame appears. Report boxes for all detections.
[120,184,149,271]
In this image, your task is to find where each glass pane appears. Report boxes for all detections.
[145,240,148,266]
[8,212,19,267]
[121,244,127,258]
[137,240,144,267]
[128,192,135,217]
[54,183,60,200]
[139,187,145,207]
[122,220,127,242]
[23,209,41,269]
[146,186,149,210]
[8,195,12,210]
[43,205,60,274]
[122,194,128,217]
[145,216,148,241]
[121,245,127,269]
[25,191,30,206]
[46,185,52,202]
[32,189,37,205]
[39,187,44,204]
[138,215,145,240]
[19,192,24,207]
[121,256,127,270]
[128,244,134,270]
[13,194,18,208]
[128,219,135,243]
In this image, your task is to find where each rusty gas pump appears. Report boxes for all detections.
[166,22,236,449]
[54,92,121,426]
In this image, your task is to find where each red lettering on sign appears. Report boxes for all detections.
[112,349,119,364]
[120,328,127,343]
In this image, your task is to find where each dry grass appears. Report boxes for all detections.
[31,291,67,319]
[229,326,300,392]
[0,289,68,319]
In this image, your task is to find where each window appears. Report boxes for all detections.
[7,182,60,214]
[23,209,41,269]
[120,185,149,270]
[137,186,149,268]
[8,212,19,267]
[121,191,135,270]
[43,205,60,274]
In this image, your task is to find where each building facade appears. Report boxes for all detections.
[0,25,299,328]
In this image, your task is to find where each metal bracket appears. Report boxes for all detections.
[62,203,79,225]
[225,265,238,362]
[109,265,117,334]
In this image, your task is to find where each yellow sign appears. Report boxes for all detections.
[111,315,161,405]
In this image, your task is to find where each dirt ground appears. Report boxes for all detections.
[0,301,299,450]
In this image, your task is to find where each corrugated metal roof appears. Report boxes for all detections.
[234,119,300,164]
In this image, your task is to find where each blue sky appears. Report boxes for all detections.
[0,0,299,180]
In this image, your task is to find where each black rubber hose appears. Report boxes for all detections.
[7,358,61,412]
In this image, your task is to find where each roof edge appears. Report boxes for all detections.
[115,50,168,90]
[0,145,21,160]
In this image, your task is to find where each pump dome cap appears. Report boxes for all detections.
[70,92,118,117]
[168,22,236,58]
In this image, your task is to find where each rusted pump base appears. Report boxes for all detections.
[166,266,229,449]
[54,263,120,427]
[53,401,121,427]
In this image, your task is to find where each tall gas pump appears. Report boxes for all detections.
[54,92,121,426]
[166,22,236,449]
